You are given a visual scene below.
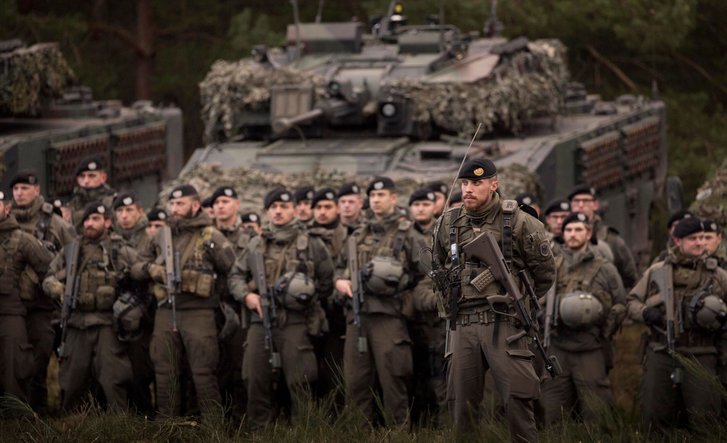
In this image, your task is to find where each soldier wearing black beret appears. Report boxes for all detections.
[427,180,449,218]
[543,198,571,236]
[294,186,315,225]
[338,182,364,234]
[68,157,116,230]
[146,208,168,239]
[112,192,148,247]
[516,192,541,217]
[569,183,637,289]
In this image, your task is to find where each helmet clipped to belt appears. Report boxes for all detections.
[275,271,316,311]
[112,292,144,342]
[559,291,604,329]
[364,256,405,296]
[690,294,727,332]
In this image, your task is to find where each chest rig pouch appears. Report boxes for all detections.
[272,235,316,311]
[361,220,409,296]
[78,240,120,312]
[179,227,216,298]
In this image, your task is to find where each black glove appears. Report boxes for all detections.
[642,306,664,327]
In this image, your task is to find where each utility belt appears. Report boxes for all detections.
[652,328,718,349]
[455,298,518,326]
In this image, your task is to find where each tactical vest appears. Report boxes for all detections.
[448,200,520,303]
[355,218,411,294]
[179,226,216,298]
[77,237,123,312]
[554,254,607,296]
[258,231,315,291]
[0,230,22,296]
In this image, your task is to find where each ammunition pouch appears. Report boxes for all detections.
[180,269,215,298]
[78,269,118,311]
[275,271,315,311]
[364,256,404,296]
[96,285,116,311]
[113,292,144,342]
[19,267,40,301]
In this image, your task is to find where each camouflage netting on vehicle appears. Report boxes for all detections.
[385,39,569,138]
[691,158,727,227]
[160,163,541,214]
[0,43,76,116]
[199,56,326,143]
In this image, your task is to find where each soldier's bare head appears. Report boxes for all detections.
[10,171,41,207]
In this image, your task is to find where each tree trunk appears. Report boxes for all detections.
[135,0,153,100]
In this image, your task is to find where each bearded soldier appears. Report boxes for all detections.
[0,191,53,403]
[431,159,554,441]
[67,157,116,230]
[228,188,334,429]
[628,217,727,430]
[541,213,626,425]
[134,184,236,417]
[10,170,76,411]
[43,202,139,411]
[568,185,637,289]
[308,187,348,400]
[335,176,428,425]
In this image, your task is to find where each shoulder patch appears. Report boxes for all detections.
[296,233,309,251]
[398,219,412,231]
[539,240,551,257]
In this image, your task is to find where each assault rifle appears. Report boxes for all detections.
[249,250,282,369]
[57,240,81,360]
[347,236,367,353]
[463,231,561,377]
[160,226,180,332]
[542,281,558,350]
[650,262,682,384]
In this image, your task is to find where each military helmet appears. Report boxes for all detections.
[559,291,604,329]
[364,256,404,296]
[112,292,144,342]
[691,294,727,332]
[276,271,316,311]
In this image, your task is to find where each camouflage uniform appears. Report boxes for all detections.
[309,219,348,401]
[43,232,138,411]
[228,220,334,428]
[408,221,447,425]
[338,210,427,425]
[115,215,155,414]
[592,215,638,289]
[12,195,76,410]
[627,251,727,429]
[433,193,555,441]
[217,222,256,417]
[135,210,236,416]
[0,214,53,402]
[541,245,626,425]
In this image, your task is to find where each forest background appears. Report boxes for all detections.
[3,0,727,205]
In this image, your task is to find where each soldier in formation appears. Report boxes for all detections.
[628,216,727,430]
[228,188,334,428]
[67,158,117,230]
[0,190,53,404]
[431,159,554,442]
[43,202,139,411]
[335,177,428,425]
[540,212,626,424]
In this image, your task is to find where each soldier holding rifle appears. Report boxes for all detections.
[430,159,555,442]
[43,202,138,411]
[134,184,236,417]
[228,188,334,429]
[628,216,727,430]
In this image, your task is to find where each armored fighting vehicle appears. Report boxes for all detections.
[184,2,666,268]
[0,39,183,208]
